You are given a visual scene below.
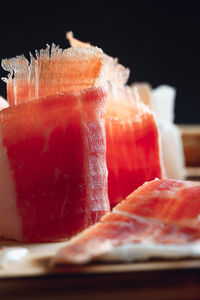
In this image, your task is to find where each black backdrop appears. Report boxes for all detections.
[0,1,199,124]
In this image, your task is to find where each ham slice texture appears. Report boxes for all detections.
[133,83,186,180]
[52,179,200,265]
[2,45,103,106]
[106,87,163,207]
[67,32,164,207]
[0,45,110,242]
[0,88,109,242]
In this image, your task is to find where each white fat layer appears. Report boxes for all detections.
[151,85,176,123]
[158,121,186,180]
[113,209,164,227]
[151,85,186,180]
[98,242,200,262]
[0,128,22,240]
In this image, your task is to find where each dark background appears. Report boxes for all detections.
[0,1,199,124]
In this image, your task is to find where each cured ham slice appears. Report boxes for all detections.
[67,32,164,207]
[133,83,186,180]
[0,45,109,242]
[106,87,163,207]
[53,179,200,265]
[0,88,109,242]
[2,44,103,106]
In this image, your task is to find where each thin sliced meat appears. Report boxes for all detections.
[0,87,109,243]
[106,86,163,206]
[2,45,103,106]
[67,32,164,207]
[0,44,109,242]
[52,179,200,265]
[133,83,186,180]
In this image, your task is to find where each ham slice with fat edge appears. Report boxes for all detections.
[0,45,109,242]
[66,32,164,207]
[52,179,200,265]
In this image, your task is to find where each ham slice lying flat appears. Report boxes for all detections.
[67,32,164,207]
[0,46,109,242]
[52,179,200,265]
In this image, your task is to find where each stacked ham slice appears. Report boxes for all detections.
[67,32,164,207]
[0,45,110,242]
[1,33,198,265]
[0,33,171,244]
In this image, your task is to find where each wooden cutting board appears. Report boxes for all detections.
[1,239,200,300]
[1,238,200,278]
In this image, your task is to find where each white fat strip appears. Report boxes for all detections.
[82,99,109,213]
[113,209,165,228]
[0,128,22,240]
[150,85,186,180]
[98,242,200,262]
[158,121,186,180]
[114,191,200,229]
[151,85,176,124]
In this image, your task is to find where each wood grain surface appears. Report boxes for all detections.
[179,125,200,166]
